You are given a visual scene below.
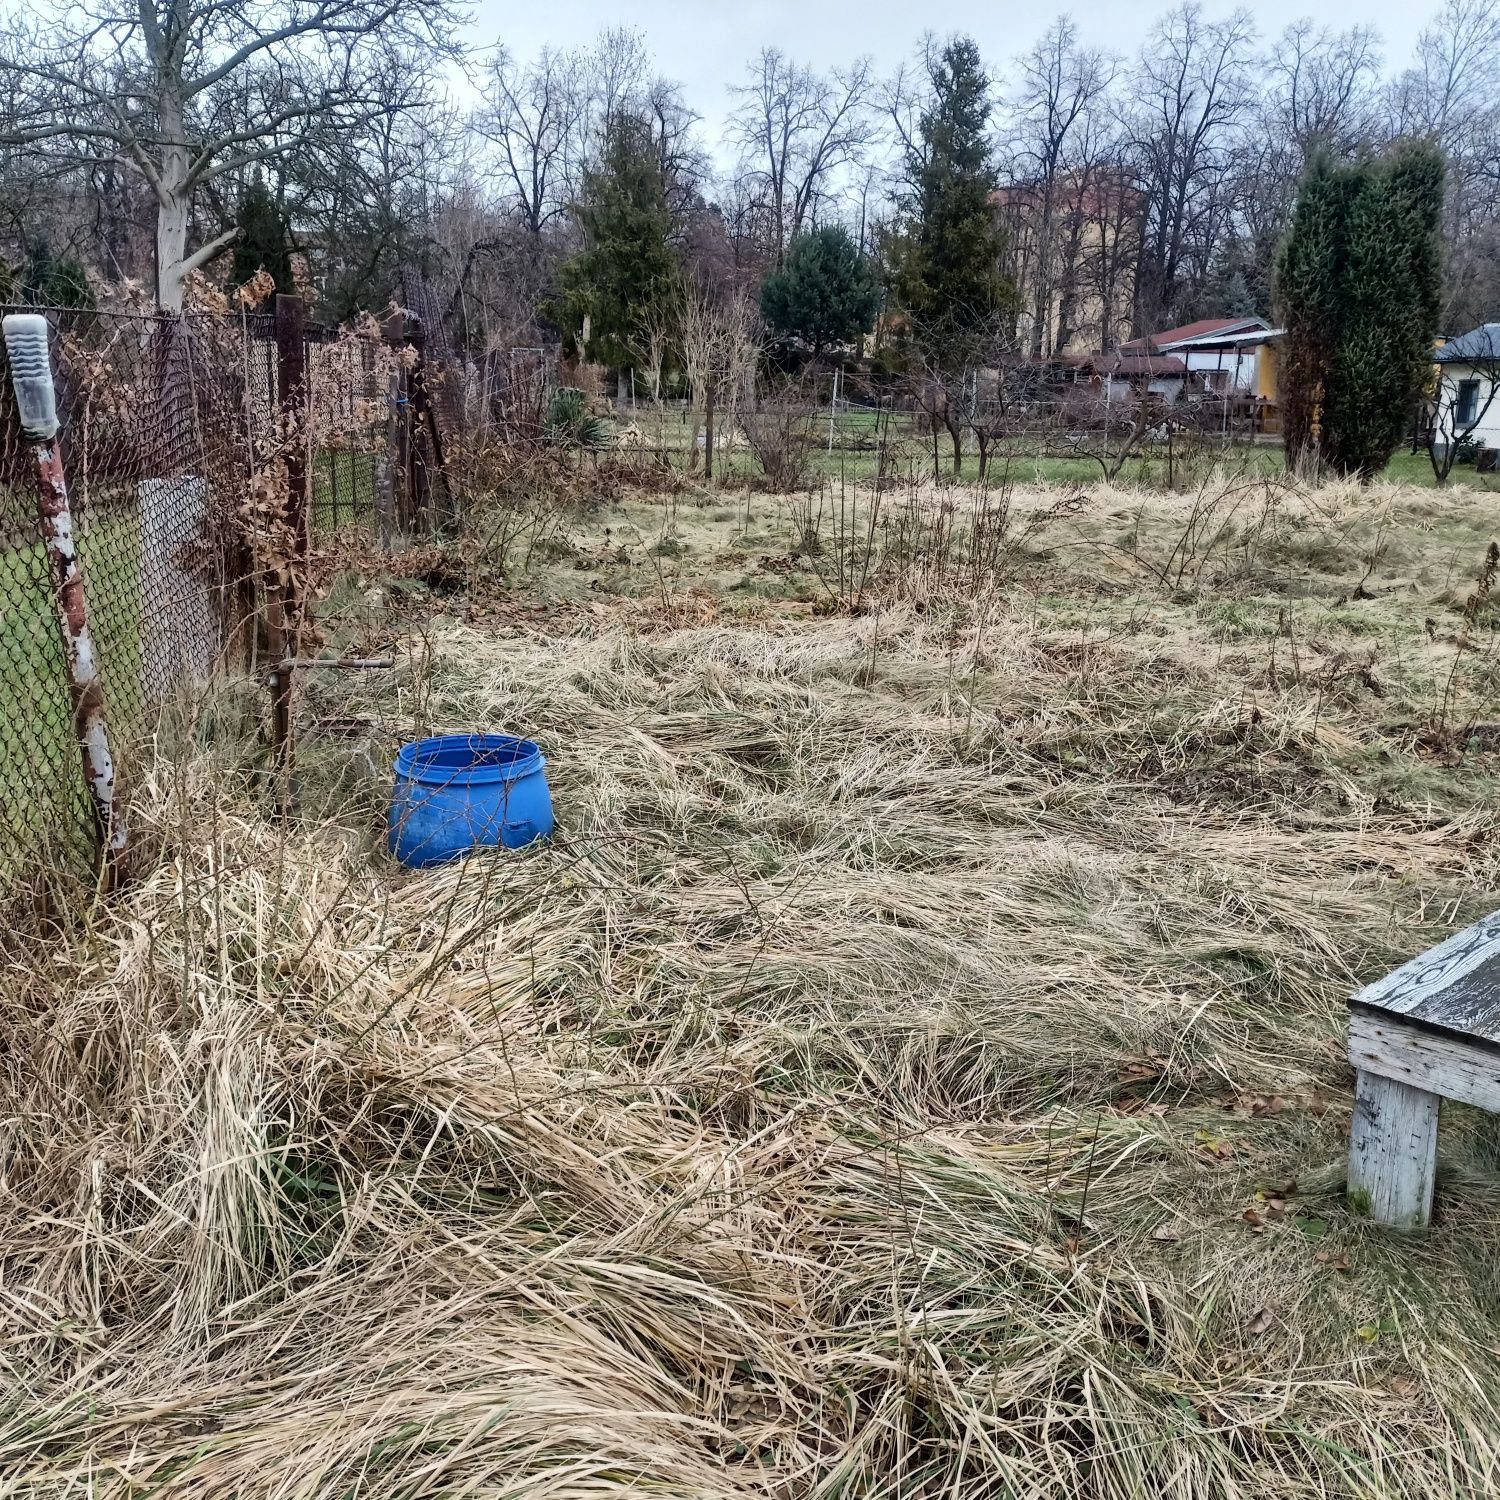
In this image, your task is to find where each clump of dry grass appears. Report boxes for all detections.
[5,482,1500,1496]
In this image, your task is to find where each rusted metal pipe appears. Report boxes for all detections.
[3,313,128,888]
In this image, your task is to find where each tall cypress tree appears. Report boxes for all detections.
[1322,141,1445,479]
[1274,151,1350,471]
[1276,141,1444,481]
[887,37,1011,372]
[561,113,677,371]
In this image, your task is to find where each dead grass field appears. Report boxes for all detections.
[4,470,1500,1497]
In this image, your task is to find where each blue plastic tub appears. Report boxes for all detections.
[388,732,553,869]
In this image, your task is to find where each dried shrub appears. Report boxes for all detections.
[742,400,817,490]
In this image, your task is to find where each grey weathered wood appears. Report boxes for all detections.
[1347,908,1500,1225]
[1355,910,1500,1042]
[1349,1008,1500,1114]
[1348,1068,1440,1228]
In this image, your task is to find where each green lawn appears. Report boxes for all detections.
[627,405,1496,490]
[313,448,377,531]
[0,504,144,878]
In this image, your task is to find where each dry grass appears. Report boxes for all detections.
[5,475,1500,1497]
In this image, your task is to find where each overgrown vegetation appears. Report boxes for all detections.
[4,471,1500,1495]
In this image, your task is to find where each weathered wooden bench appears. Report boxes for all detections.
[1348,910,1500,1227]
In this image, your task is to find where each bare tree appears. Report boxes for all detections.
[729,49,875,262]
[479,45,581,237]
[565,28,704,219]
[1390,0,1500,325]
[1047,382,1163,483]
[1226,20,1382,312]
[280,69,457,321]
[1127,2,1257,333]
[0,0,457,311]
[1006,20,1116,357]
[678,276,759,482]
[1390,0,1499,154]
[909,322,1007,482]
[637,296,676,406]
[1428,335,1500,483]
[877,36,942,182]
[1269,20,1382,154]
[578,26,650,147]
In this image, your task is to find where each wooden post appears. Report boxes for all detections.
[1348,1069,1440,1229]
[406,335,452,529]
[269,294,308,791]
[1345,910,1500,1229]
[381,311,410,528]
[276,294,308,552]
[327,444,341,527]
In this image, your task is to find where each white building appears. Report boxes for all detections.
[1120,316,1277,394]
[1432,324,1500,450]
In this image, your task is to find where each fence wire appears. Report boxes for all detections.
[0,301,428,892]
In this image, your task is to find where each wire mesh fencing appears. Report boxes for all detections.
[0,297,457,895]
[0,308,252,883]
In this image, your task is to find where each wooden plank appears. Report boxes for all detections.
[1348,1068,1440,1228]
[1349,1007,1500,1112]
[1354,909,1500,1043]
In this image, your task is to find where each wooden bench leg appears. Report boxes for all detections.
[1348,1069,1440,1228]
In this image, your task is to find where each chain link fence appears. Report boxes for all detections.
[0,298,452,894]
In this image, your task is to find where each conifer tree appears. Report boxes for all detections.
[232,174,293,292]
[561,113,677,371]
[886,37,1011,370]
[760,225,879,360]
[1276,142,1444,480]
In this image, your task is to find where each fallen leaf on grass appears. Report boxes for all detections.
[1195,1129,1233,1160]
[1246,1307,1274,1336]
[1152,1220,1183,1243]
[1316,1249,1352,1273]
[1358,1314,1399,1343]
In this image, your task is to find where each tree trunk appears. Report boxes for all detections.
[1030,184,1055,359]
[154,98,191,313]
[945,409,963,477]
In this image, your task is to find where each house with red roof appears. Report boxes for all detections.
[1120,316,1280,397]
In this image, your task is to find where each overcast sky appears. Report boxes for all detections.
[467,0,1429,152]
